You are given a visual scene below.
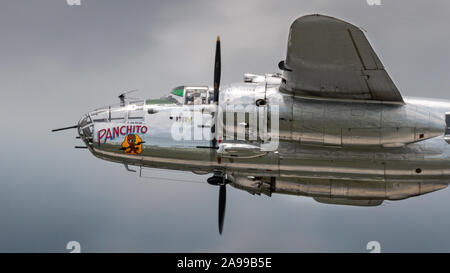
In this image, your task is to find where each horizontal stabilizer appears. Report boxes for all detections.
[280,14,404,103]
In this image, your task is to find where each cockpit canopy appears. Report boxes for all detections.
[87,86,215,128]
[145,86,214,106]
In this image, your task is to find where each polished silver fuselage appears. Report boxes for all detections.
[78,82,450,206]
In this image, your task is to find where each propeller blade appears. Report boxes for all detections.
[51,125,78,132]
[213,36,221,103]
[211,36,222,149]
[218,184,226,235]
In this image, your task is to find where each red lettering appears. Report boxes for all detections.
[136,125,141,133]
[127,126,133,134]
[106,129,112,141]
[120,126,126,135]
[98,129,106,145]
[113,127,120,139]
[141,126,148,134]
[105,129,112,142]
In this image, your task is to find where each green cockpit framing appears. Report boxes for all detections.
[145,86,214,106]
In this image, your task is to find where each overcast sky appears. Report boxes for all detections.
[1,0,450,252]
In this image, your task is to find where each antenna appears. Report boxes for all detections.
[118,89,139,106]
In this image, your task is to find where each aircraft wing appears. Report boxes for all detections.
[279,14,404,103]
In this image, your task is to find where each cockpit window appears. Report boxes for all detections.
[185,89,208,105]
[145,98,174,105]
[144,86,212,106]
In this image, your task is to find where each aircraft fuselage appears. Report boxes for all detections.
[77,81,450,206]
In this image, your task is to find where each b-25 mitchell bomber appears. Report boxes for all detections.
[54,15,450,234]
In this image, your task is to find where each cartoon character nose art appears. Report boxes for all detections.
[121,134,144,155]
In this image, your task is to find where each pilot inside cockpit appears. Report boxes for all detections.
[186,92,194,105]
[185,89,208,105]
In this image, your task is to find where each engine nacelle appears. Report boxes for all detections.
[274,177,448,202]
[230,175,274,197]
[229,175,448,206]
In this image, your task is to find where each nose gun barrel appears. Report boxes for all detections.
[51,125,78,132]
